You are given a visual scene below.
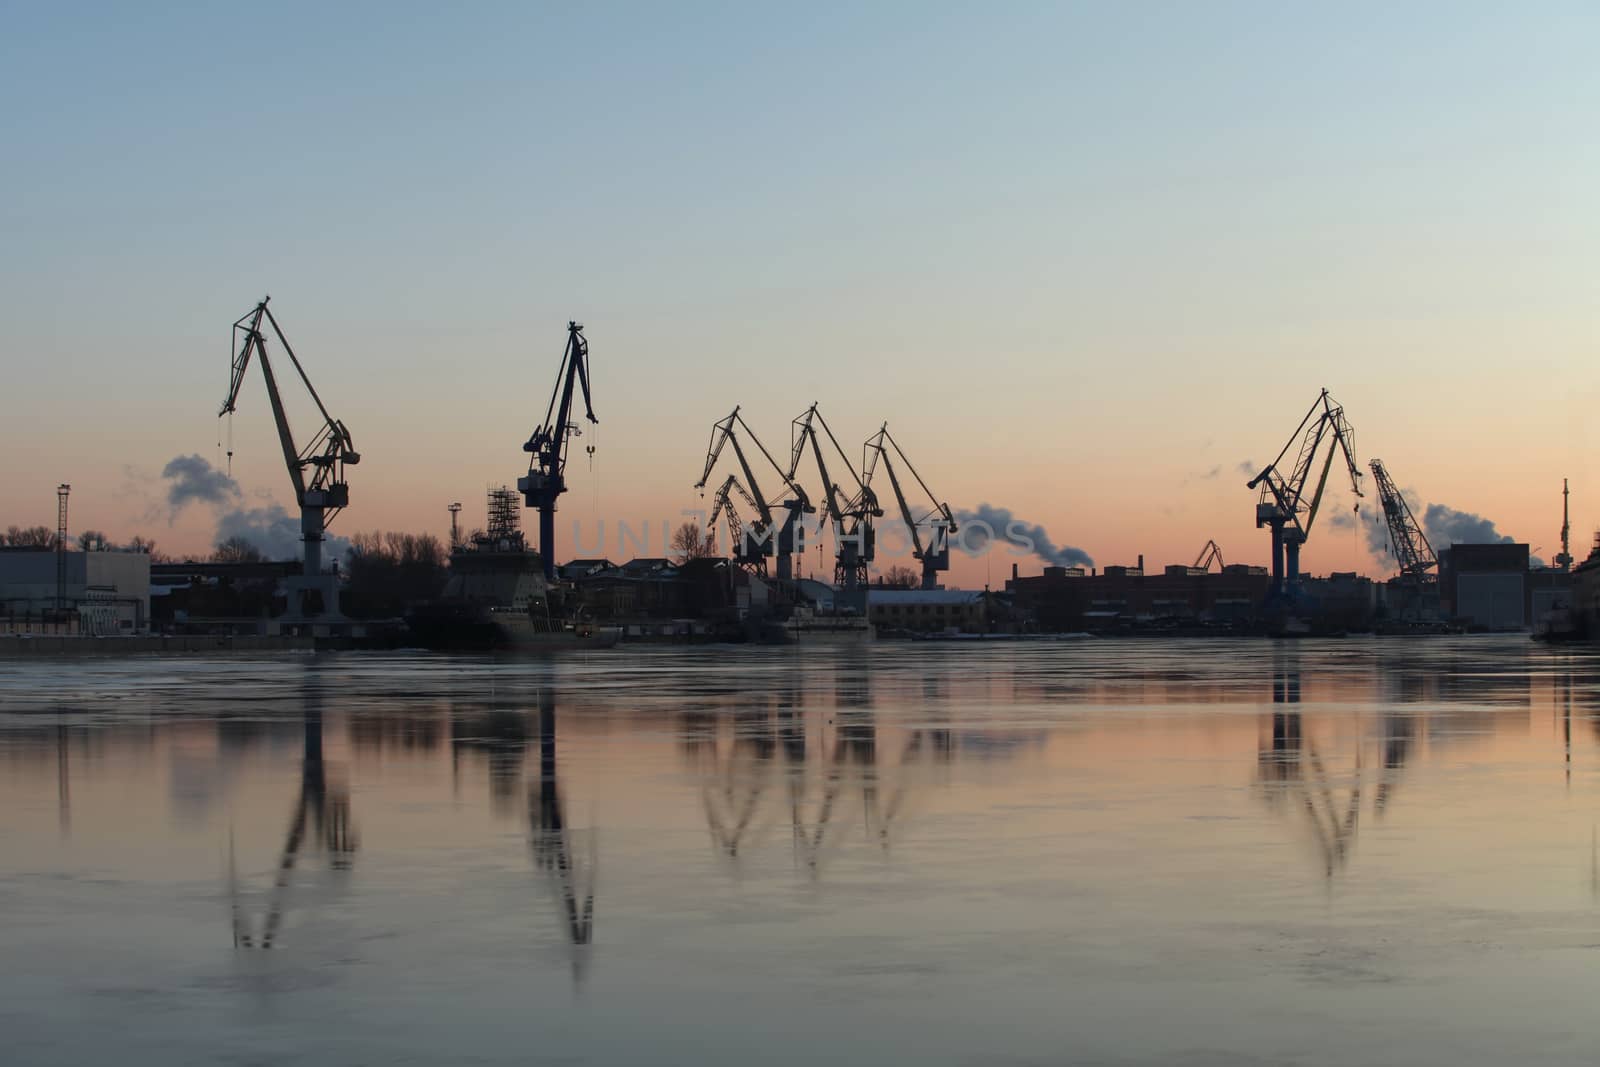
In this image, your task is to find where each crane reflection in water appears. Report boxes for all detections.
[229,664,357,949]
[1256,645,1420,880]
[690,656,959,874]
[527,686,595,984]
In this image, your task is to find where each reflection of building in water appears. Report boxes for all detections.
[452,702,532,816]
[527,688,594,984]
[346,708,445,756]
[231,671,357,949]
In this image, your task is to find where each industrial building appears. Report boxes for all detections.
[1438,544,1532,631]
[1005,561,1270,631]
[0,548,151,634]
[867,589,988,634]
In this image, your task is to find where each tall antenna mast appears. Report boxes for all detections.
[1556,478,1573,572]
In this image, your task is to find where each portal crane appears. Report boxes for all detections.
[863,424,956,590]
[1193,540,1225,571]
[1246,389,1362,602]
[519,322,597,582]
[705,474,768,573]
[695,407,812,580]
[1368,459,1436,585]
[221,298,360,619]
[788,404,881,593]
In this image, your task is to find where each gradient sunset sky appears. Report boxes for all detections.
[4,3,1596,584]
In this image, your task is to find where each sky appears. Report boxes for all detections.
[2,2,1596,584]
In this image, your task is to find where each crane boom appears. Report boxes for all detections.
[219,298,359,620]
[1246,389,1362,601]
[863,424,956,590]
[706,474,765,573]
[789,404,880,593]
[1368,459,1436,583]
[695,408,813,580]
[519,322,597,582]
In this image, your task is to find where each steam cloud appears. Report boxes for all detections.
[215,503,351,563]
[161,453,347,565]
[161,454,241,518]
[1422,504,1513,549]
[955,504,1094,568]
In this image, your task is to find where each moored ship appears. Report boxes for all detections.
[404,489,617,652]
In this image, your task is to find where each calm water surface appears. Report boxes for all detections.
[4,637,1600,1065]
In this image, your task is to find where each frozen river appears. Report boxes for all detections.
[4,637,1600,1065]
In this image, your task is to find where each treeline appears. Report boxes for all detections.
[344,531,449,618]
[3,526,164,557]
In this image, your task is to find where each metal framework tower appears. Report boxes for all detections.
[55,483,70,611]
[487,487,523,544]
[448,502,463,549]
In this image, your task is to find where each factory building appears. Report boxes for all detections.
[0,548,151,634]
[1005,561,1270,630]
[867,589,988,634]
[1438,544,1532,630]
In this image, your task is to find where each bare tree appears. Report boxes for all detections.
[78,530,111,552]
[5,525,57,548]
[880,564,920,588]
[670,521,716,564]
[213,535,264,564]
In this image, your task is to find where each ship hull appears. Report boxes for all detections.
[404,602,618,652]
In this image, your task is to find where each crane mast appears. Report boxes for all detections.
[695,408,812,580]
[519,322,597,582]
[863,424,956,590]
[788,403,881,596]
[220,297,360,619]
[1247,389,1362,602]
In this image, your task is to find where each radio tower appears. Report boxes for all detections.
[56,484,70,612]
[1555,479,1573,572]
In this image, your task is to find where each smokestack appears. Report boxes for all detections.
[1012,563,1018,580]
[1137,554,1144,573]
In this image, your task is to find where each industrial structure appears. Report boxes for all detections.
[695,407,813,580]
[1193,539,1224,572]
[55,483,69,610]
[1368,458,1438,619]
[1,547,151,635]
[1555,479,1573,572]
[518,321,596,582]
[1247,389,1363,603]
[220,298,360,620]
[789,403,880,598]
[863,424,957,591]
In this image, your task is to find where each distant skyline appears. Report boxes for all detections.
[3,3,1596,583]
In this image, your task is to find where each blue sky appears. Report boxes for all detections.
[3,2,1596,573]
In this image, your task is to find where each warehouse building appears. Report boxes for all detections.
[1438,543,1530,630]
[0,548,151,634]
